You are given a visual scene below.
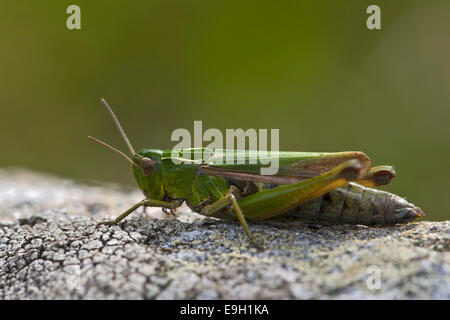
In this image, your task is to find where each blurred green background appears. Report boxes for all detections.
[0,1,449,221]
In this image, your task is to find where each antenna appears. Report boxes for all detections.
[88,136,139,169]
[100,98,136,156]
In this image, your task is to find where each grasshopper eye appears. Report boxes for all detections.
[141,157,155,176]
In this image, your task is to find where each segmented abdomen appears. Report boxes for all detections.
[276,183,397,225]
[225,179,422,225]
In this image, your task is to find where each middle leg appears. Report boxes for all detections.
[200,186,262,249]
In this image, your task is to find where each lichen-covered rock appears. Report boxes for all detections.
[0,169,449,299]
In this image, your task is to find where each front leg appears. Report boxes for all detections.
[161,199,184,216]
[96,198,180,227]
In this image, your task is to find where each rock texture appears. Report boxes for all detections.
[0,168,448,299]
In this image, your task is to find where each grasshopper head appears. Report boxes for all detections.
[88,99,166,200]
[132,150,165,200]
[136,156,155,176]
[133,150,162,177]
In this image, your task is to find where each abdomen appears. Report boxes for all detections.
[275,182,423,225]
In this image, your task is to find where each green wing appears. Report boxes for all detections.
[163,148,371,184]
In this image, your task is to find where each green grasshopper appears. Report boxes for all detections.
[89,99,424,249]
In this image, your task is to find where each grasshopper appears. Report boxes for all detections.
[89,99,424,249]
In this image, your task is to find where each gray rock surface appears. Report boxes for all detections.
[0,168,449,299]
